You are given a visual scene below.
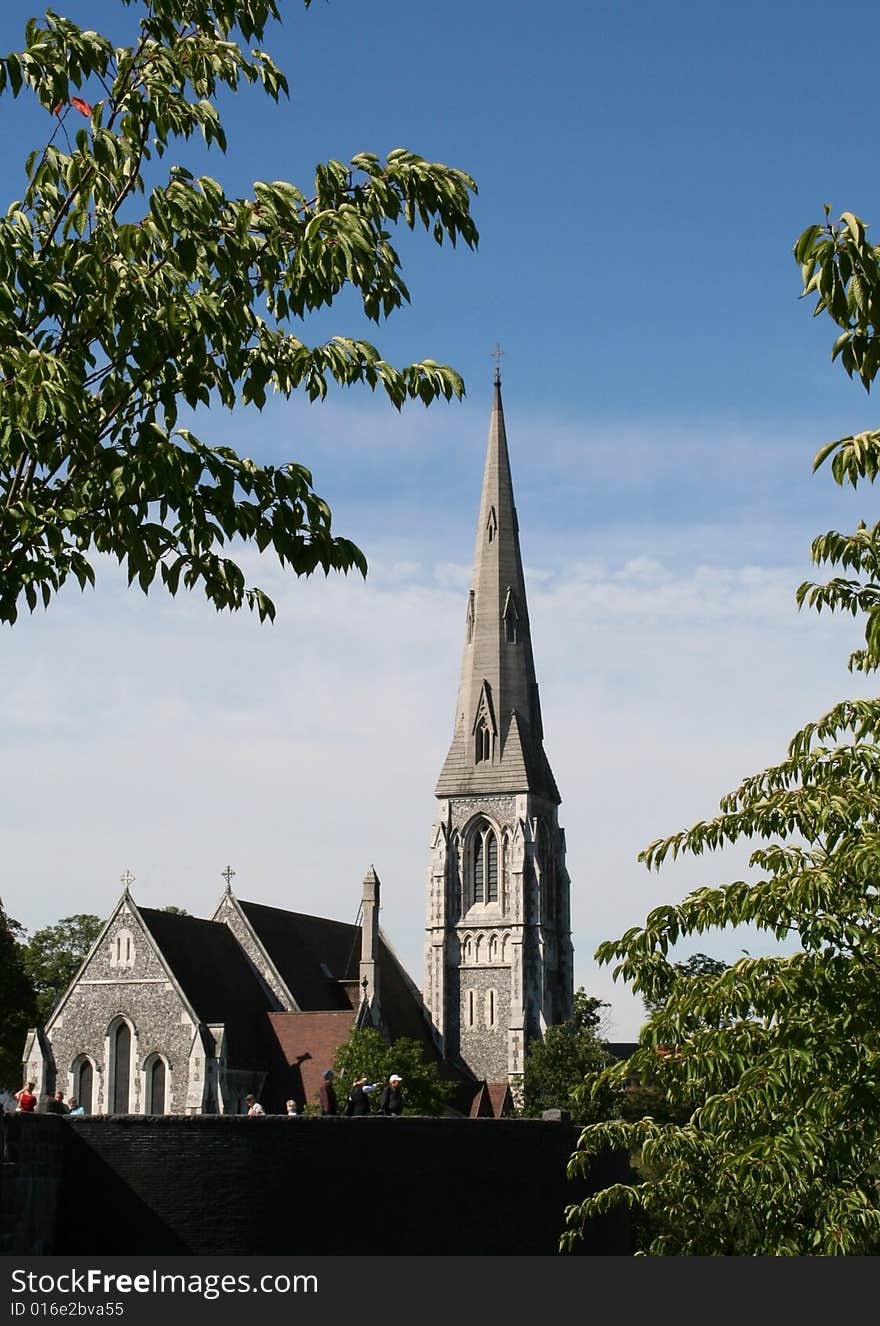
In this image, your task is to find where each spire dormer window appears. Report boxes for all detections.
[472,681,496,765]
[466,590,475,645]
[486,506,497,544]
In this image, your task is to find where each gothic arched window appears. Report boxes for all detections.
[145,1054,167,1115]
[470,820,499,907]
[72,1056,94,1115]
[474,716,491,764]
[108,1018,133,1114]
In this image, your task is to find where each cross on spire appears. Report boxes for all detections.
[492,342,503,386]
[120,868,135,888]
[221,864,236,889]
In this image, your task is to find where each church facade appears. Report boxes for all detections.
[424,372,574,1085]
[22,376,574,1110]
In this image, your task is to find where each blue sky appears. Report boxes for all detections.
[3,0,880,1040]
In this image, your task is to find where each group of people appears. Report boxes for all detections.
[12,1083,84,1116]
[13,1074,405,1120]
[245,1069,405,1118]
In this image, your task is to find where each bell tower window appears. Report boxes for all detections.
[470,820,499,907]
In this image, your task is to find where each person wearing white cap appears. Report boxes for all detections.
[378,1073,404,1116]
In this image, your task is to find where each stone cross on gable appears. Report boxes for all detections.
[221,865,236,889]
[120,868,135,888]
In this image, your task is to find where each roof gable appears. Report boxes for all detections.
[138,908,276,1068]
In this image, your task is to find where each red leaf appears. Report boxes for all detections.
[70,96,92,117]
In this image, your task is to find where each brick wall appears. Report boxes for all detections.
[1,1114,629,1255]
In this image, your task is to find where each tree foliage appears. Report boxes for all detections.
[0,0,478,624]
[520,990,616,1123]
[641,952,729,1017]
[23,912,102,1021]
[0,899,38,1086]
[563,209,880,1256]
[331,1027,455,1117]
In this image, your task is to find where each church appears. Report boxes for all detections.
[22,372,575,1115]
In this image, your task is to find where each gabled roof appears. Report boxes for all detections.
[236,901,361,1011]
[468,1080,515,1118]
[138,909,276,1069]
[235,899,438,1053]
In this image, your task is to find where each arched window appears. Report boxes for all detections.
[72,1056,94,1115]
[145,1055,167,1115]
[470,820,499,906]
[474,716,491,764]
[489,934,498,963]
[463,935,473,964]
[486,989,496,1027]
[467,990,475,1027]
[108,1018,132,1114]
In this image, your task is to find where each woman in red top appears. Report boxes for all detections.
[14,1082,36,1112]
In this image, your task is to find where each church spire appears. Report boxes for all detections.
[435,378,559,802]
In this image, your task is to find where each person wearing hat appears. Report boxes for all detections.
[345,1075,380,1117]
[378,1073,404,1116]
[319,1069,338,1116]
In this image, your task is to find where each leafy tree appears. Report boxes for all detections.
[562,208,880,1256]
[641,952,729,1016]
[0,899,38,1087]
[332,1028,455,1117]
[520,989,617,1123]
[23,912,102,1021]
[0,0,477,625]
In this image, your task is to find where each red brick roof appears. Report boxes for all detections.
[267,1011,356,1111]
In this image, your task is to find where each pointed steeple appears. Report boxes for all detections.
[435,377,559,802]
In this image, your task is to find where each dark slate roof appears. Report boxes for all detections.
[139,909,275,1069]
[237,900,438,1050]
[237,902,360,1011]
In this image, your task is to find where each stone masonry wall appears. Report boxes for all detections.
[46,905,197,1114]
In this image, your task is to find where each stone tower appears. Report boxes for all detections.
[424,372,574,1087]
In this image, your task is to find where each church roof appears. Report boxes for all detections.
[236,899,437,1052]
[236,901,362,1011]
[435,377,560,803]
[138,908,276,1068]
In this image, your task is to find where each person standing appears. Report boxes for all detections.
[245,1093,265,1116]
[285,1100,299,1116]
[345,1076,380,1116]
[14,1082,36,1113]
[45,1090,70,1116]
[67,1097,85,1117]
[319,1069,337,1116]
[378,1074,404,1116]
